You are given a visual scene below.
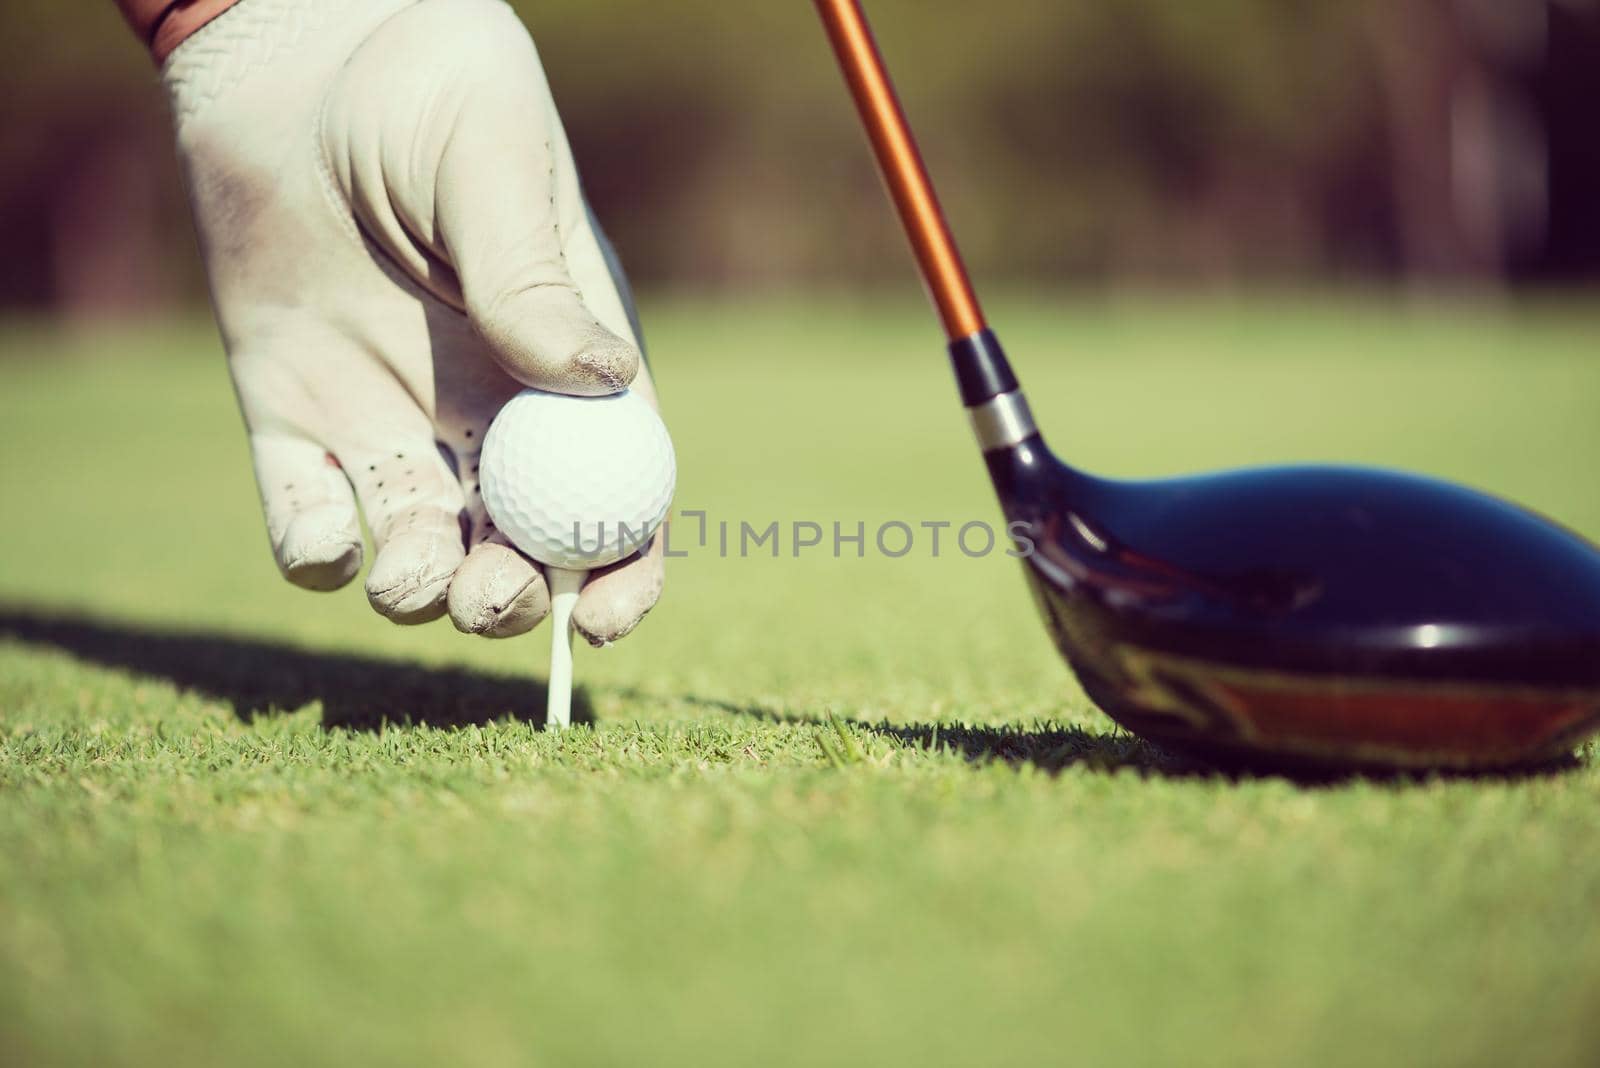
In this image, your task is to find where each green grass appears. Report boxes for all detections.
[3,295,1600,1067]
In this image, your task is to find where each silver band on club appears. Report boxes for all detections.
[967,390,1037,452]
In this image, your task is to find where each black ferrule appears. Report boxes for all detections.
[948,328,1019,406]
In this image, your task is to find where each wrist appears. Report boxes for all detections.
[117,0,243,62]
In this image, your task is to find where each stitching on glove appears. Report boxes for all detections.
[313,95,365,249]
[575,608,643,649]
[278,530,360,571]
[576,347,628,393]
[542,127,627,369]
[458,551,542,635]
[547,138,568,279]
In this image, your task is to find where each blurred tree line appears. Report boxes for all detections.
[2,0,1597,317]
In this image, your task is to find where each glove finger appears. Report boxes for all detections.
[572,527,666,647]
[448,532,551,638]
[433,9,640,396]
[251,433,364,591]
[566,198,647,358]
[340,439,468,624]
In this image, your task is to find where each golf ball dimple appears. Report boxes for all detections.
[479,388,676,570]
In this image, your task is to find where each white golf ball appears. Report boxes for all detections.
[479,387,676,570]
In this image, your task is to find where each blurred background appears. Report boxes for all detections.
[3,0,1599,319]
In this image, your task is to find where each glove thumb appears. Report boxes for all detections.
[435,20,640,396]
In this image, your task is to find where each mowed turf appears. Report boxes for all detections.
[3,296,1600,1067]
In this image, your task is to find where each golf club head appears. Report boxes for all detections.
[813,0,1600,771]
[984,435,1600,772]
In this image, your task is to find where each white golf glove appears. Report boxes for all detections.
[164,0,665,643]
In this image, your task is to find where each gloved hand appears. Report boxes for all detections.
[164,0,665,643]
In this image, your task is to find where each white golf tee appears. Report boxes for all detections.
[545,567,586,729]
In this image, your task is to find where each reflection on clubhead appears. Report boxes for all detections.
[986,434,1600,770]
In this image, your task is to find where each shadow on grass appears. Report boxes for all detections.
[642,691,1584,785]
[0,608,589,731]
[2,609,1183,775]
[2,609,1582,784]
[873,719,1183,775]
[622,689,1192,777]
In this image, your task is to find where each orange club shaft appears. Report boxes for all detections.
[814,0,987,342]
